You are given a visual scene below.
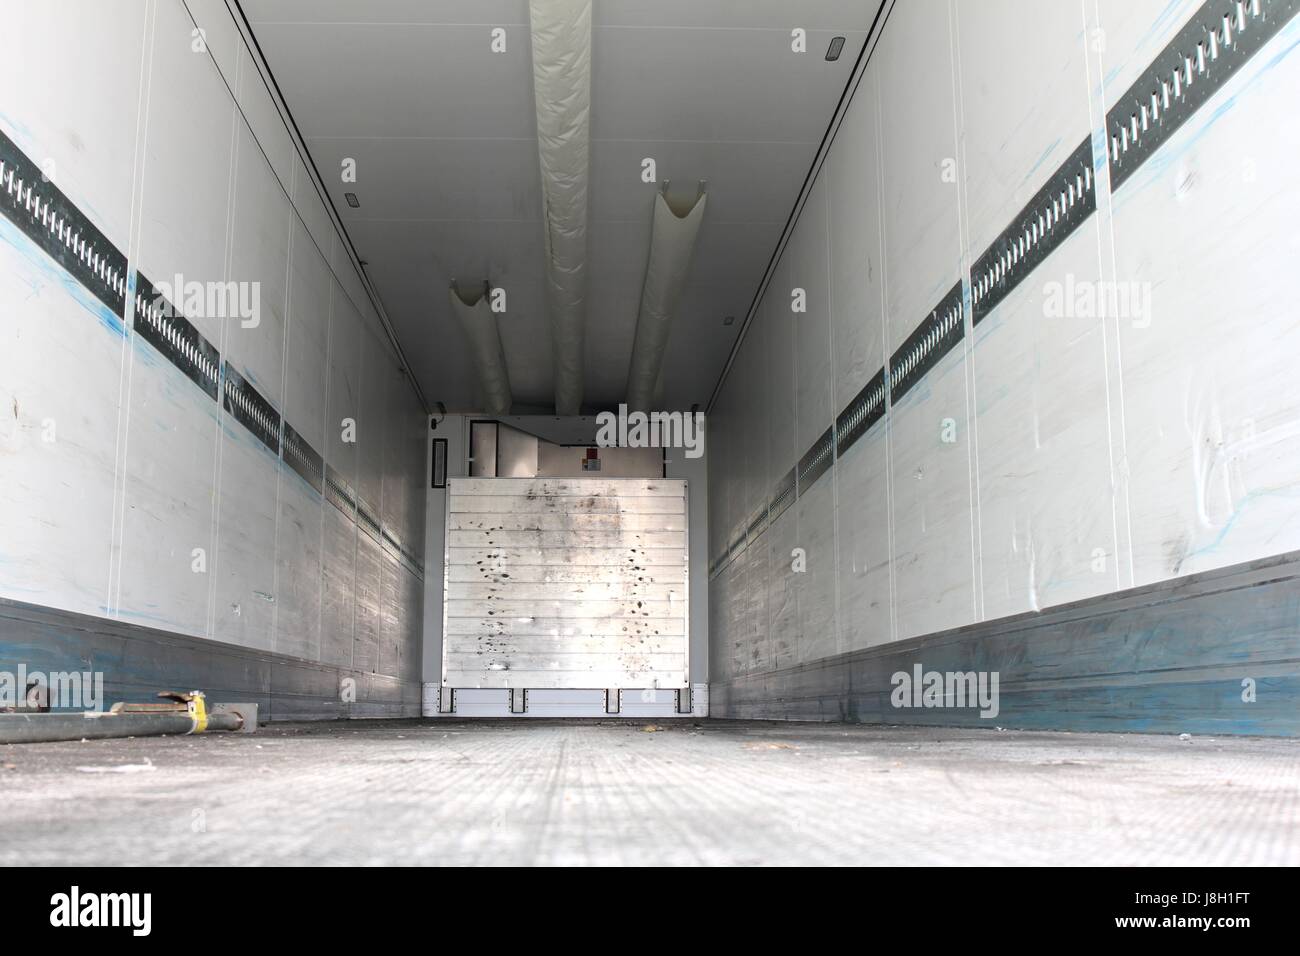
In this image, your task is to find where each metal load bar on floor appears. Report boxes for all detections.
[0,691,258,745]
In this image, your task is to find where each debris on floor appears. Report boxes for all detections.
[74,758,155,774]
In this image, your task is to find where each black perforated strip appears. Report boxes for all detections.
[888,282,965,406]
[357,500,382,543]
[971,137,1096,325]
[796,426,835,494]
[0,128,127,318]
[1107,0,1300,190]
[835,366,887,459]
[325,464,357,517]
[133,272,221,400]
[221,361,280,455]
[282,420,324,493]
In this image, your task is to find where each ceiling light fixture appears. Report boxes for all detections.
[345,192,360,207]
[825,36,845,61]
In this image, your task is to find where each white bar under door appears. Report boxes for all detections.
[443,477,689,689]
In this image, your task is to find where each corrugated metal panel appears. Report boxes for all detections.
[443,477,689,689]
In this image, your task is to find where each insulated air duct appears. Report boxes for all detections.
[625,184,708,411]
[529,0,592,416]
[450,280,512,415]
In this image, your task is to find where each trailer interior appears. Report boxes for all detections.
[2,0,1299,880]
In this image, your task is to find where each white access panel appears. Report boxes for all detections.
[443,477,689,689]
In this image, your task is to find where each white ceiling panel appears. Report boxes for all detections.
[311,135,542,222]
[242,0,884,413]
[590,26,866,143]
[595,0,877,31]
[246,22,537,138]
[245,0,528,23]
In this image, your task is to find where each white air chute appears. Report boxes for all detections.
[625,186,708,412]
[529,0,592,416]
[449,281,512,415]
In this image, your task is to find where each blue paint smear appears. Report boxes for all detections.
[1025,137,1062,181]
[1184,486,1300,562]
[128,338,222,425]
[218,414,281,461]
[0,114,35,145]
[0,216,125,338]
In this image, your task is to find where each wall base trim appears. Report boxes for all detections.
[0,597,420,721]
[709,552,1300,736]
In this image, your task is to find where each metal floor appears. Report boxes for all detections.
[2,719,1297,866]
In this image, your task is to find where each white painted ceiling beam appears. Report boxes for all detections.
[529,0,593,415]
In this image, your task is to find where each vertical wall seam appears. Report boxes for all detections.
[107,0,158,618]
[316,252,334,667]
[1080,0,1125,595]
[875,74,899,647]
[270,152,294,656]
[825,177,843,658]
[207,42,243,642]
[947,0,984,624]
[1087,0,1137,590]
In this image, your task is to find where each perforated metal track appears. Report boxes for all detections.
[282,420,324,493]
[381,523,403,559]
[769,467,796,523]
[221,361,280,455]
[888,281,965,405]
[324,464,357,517]
[133,272,221,400]
[797,426,835,494]
[358,500,382,542]
[0,128,127,318]
[1107,0,1300,190]
[836,366,888,458]
[971,138,1096,325]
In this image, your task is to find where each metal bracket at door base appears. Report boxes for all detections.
[605,688,620,714]
[510,688,527,714]
[676,687,692,715]
[438,687,455,714]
